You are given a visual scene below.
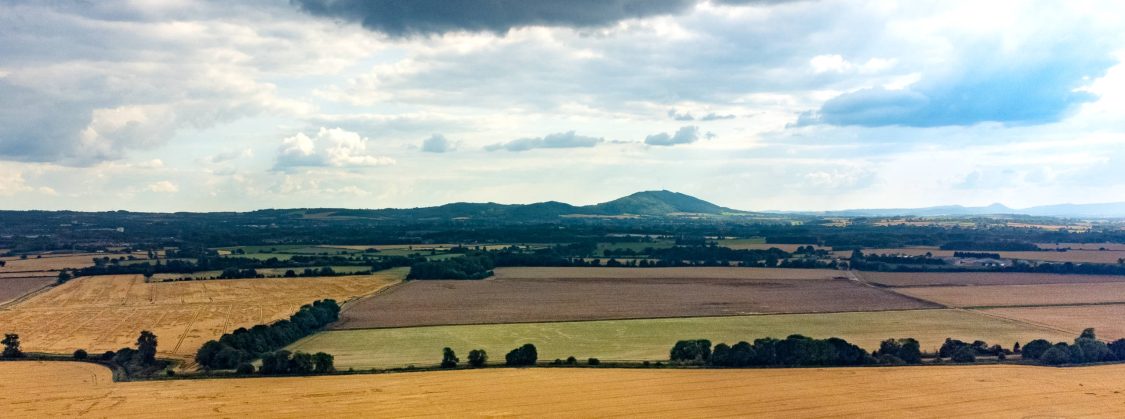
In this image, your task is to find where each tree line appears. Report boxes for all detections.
[195,300,340,371]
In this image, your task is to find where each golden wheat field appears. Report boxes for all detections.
[5,361,1125,418]
[0,253,127,273]
[0,269,405,360]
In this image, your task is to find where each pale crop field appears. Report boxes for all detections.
[839,247,1125,264]
[0,268,405,360]
[893,282,1125,308]
[291,309,1065,370]
[0,253,135,272]
[5,361,1125,418]
[861,271,1125,287]
[982,303,1125,340]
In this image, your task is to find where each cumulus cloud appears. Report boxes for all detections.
[485,131,604,152]
[292,0,695,36]
[645,126,701,146]
[145,181,179,193]
[274,127,395,170]
[700,113,736,121]
[668,109,695,121]
[421,134,453,153]
[798,33,1115,127]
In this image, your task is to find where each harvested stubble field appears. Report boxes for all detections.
[333,267,937,329]
[7,361,1124,418]
[0,268,406,359]
[1038,242,1125,251]
[982,304,1125,340]
[841,247,1125,264]
[893,282,1125,308]
[0,276,54,305]
[861,271,1125,287]
[295,309,1064,369]
[0,253,127,272]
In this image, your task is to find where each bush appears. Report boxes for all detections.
[565,356,577,365]
[73,349,88,360]
[467,349,488,367]
[878,354,906,365]
[1041,346,1071,365]
[236,363,255,375]
[1021,339,1052,360]
[587,358,600,366]
[875,338,921,364]
[505,344,538,366]
[100,351,116,361]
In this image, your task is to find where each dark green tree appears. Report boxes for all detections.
[313,352,335,373]
[441,347,459,368]
[670,339,712,363]
[235,363,255,375]
[73,349,88,360]
[467,349,488,367]
[136,330,158,365]
[505,344,538,366]
[1041,346,1070,365]
[1021,339,1052,360]
[289,351,314,374]
[2,333,23,358]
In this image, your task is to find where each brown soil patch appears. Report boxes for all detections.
[0,276,54,305]
[862,272,1125,287]
[333,267,937,329]
[894,282,1125,308]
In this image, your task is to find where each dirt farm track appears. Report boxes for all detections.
[5,361,1125,418]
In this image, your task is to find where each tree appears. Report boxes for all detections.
[73,349,88,360]
[1041,346,1071,365]
[236,363,255,375]
[1013,341,1021,354]
[670,339,712,363]
[136,330,158,365]
[587,358,600,365]
[289,351,314,374]
[565,356,577,365]
[56,270,72,284]
[2,333,23,358]
[441,347,459,368]
[951,346,976,363]
[468,349,488,367]
[505,344,538,366]
[1021,339,1052,360]
[1080,328,1097,340]
[313,352,335,373]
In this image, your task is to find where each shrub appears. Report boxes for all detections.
[236,363,255,375]
[73,349,89,360]
[565,356,577,365]
[587,358,600,366]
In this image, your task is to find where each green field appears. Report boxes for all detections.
[595,240,675,253]
[288,309,1067,369]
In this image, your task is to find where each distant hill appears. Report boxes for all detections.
[589,190,736,216]
[793,202,1125,218]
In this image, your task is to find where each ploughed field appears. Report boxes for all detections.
[0,268,405,359]
[333,267,937,329]
[0,253,119,273]
[861,271,1125,287]
[294,309,1065,369]
[893,282,1125,308]
[6,361,1125,418]
[0,276,54,306]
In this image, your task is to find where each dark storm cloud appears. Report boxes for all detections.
[291,0,696,36]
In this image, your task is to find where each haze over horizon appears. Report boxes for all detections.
[2,0,1124,212]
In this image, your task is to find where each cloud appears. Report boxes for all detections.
[274,127,395,170]
[145,181,179,193]
[668,109,695,121]
[421,134,453,153]
[798,35,1116,127]
[207,149,255,164]
[645,126,701,146]
[292,0,695,36]
[485,131,604,152]
[700,113,735,121]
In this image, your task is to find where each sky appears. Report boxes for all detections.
[1,0,1124,212]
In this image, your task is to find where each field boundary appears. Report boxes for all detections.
[329,308,964,332]
[0,280,57,309]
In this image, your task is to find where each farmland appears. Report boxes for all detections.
[0,276,54,306]
[0,268,406,359]
[0,253,122,272]
[983,304,1125,340]
[295,309,1063,369]
[9,361,1125,418]
[893,282,1125,308]
[333,267,937,328]
[844,247,1125,264]
[861,271,1125,287]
